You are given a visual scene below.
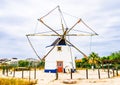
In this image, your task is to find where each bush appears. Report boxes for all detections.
[0,77,36,85]
[18,60,29,67]
[37,61,45,69]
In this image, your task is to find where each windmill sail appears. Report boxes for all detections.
[26,5,98,60]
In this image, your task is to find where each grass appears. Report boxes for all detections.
[0,77,37,85]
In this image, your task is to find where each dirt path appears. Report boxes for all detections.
[0,69,120,85]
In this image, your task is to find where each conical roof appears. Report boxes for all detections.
[51,38,66,46]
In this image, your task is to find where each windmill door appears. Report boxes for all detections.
[57,61,63,72]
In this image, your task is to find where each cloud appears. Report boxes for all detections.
[100,0,120,11]
[0,0,120,59]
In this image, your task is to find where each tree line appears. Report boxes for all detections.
[0,50,120,70]
[76,50,120,69]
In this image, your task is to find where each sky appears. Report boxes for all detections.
[0,0,120,59]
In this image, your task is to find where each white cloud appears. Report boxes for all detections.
[0,0,120,59]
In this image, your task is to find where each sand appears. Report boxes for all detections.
[0,69,120,85]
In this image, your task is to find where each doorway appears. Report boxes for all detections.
[57,61,63,72]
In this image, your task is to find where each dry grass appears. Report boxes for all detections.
[0,77,37,85]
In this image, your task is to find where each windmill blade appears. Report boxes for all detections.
[40,5,59,19]
[26,36,42,60]
[38,19,61,36]
[61,28,68,39]
[58,6,68,33]
[26,33,59,36]
[42,46,55,61]
[81,20,98,35]
[59,7,65,33]
[42,38,63,60]
[67,19,81,34]
[61,23,65,33]
[66,33,97,36]
[66,39,87,58]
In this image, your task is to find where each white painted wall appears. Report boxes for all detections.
[45,45,76,70]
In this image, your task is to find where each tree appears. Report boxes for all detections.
[109,51,120,69]
[81,58,90,68]
[18,60,29,67]
[88,52,100,69]
[37,61,45,69]
[100,51,120,69]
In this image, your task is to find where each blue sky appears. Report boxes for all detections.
[0,0,120,59]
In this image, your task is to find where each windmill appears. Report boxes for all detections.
[26,6,98,73]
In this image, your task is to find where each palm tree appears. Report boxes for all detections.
[109,51,120,69]
[88,52,100,70]
[81,57,90,68]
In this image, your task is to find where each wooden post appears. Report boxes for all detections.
[34,67,36,79]
[6,65,8,76]
[86,69,88,79]
[13,67,15,77]
[98,68,100,79]
[22,69,24,78]
[112,68,115,77]
[55,69,58,80]
[70,69,73,79]
[107,64,110,78]
[29,67,31,81]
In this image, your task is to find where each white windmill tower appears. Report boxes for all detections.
[26,6,98,73]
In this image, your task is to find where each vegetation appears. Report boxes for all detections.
[0,77,36,85]
[0,50,120,70]
[37,61,45,69]
[76,51,120,69]
[0,51,120,85]
[76,52,100,69]
[18,60,29,67]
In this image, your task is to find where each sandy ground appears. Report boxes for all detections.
[0,69,120,85]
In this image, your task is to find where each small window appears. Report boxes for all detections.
[57,46,62,51]
[58,63,62,66]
